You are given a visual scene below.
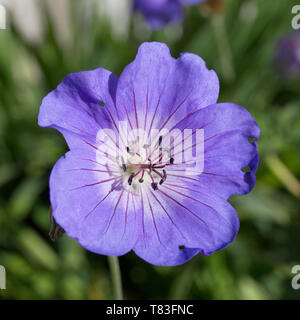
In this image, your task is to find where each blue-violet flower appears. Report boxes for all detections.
[134,0,205,29]
[38,42,259,266]
[274,31,300,78]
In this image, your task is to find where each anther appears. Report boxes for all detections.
[170,157,174,164]
[151,182,158,191]
[128,173,135,186]
[158,136,162,146]
[158,136,163,163]
[159,169,167,185]
[121,156,127,172]
[126,146,135,156]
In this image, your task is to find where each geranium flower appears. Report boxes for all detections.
[274,31,300,78]
[134,0,205,29]
[38,42,259,266]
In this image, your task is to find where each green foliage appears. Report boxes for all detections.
[0,0,300,299]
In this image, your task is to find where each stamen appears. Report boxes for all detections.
[126,146,136,156]
[158,136,162,146]
[153,164,166,169]
[159,136,163,162]
[147,171,159,191]
[121,156,127,172]
[147,158,152,173]
[158,153,163,163]
[123,140,169,191]
[128,173,135,186]
[151,182,158,191]
[159,169,167,185]
[139,170,145,183]
[152,169,164,183]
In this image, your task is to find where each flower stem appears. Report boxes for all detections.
[211,14,235,84]
[108,256,123,300]
[265,154,300,198]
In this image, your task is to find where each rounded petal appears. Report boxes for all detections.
[133,180,239,266]
[134,0,183,29]
[116,42,219,135]
[50,148,141,256]
[38,67,120,150]
[179,0,204,4]
[170,102,260,199]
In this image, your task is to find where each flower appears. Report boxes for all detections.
[134,0,205,29]
[274,31,300,78]
[38,42,259,266]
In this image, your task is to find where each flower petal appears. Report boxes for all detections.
[170,102,260,199]
[133,180,239,266]
[116,42,219,135]
[134,0,183,29]
[50,148,141,256]
[38,67,119,149]
[179,0,204,4]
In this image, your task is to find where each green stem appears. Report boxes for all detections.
[265,154,300,198]
[108,256,123,300]
[211,14,235,84]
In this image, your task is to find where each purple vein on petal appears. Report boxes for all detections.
[104,189,125,235]
[158,88,194,132]
[147,88,196,151]
[131,192,138,233]
[70,124,106,145]
[145,191,162,245]
[167,173,213,187]
[66,168,120,174]
[162,184,215,213]
[132,88,139,129]
[169,108,215,133]
[84,178,123,219]
[164,182,210,196]
[121,191,130,240]
[165,174,213,191]
[81,139,117,164]
[140,188,147,247]
[170,170,241,180]
[149,189,187,241]
[144,80,149,131]
[158,189,207,225]
[167,119,213,156]
[71,113,122,154]
[71,177,118,191]
[80,158,119,171]
[147,80,168,138]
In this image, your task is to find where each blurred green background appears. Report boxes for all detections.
[1,0,300,300]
